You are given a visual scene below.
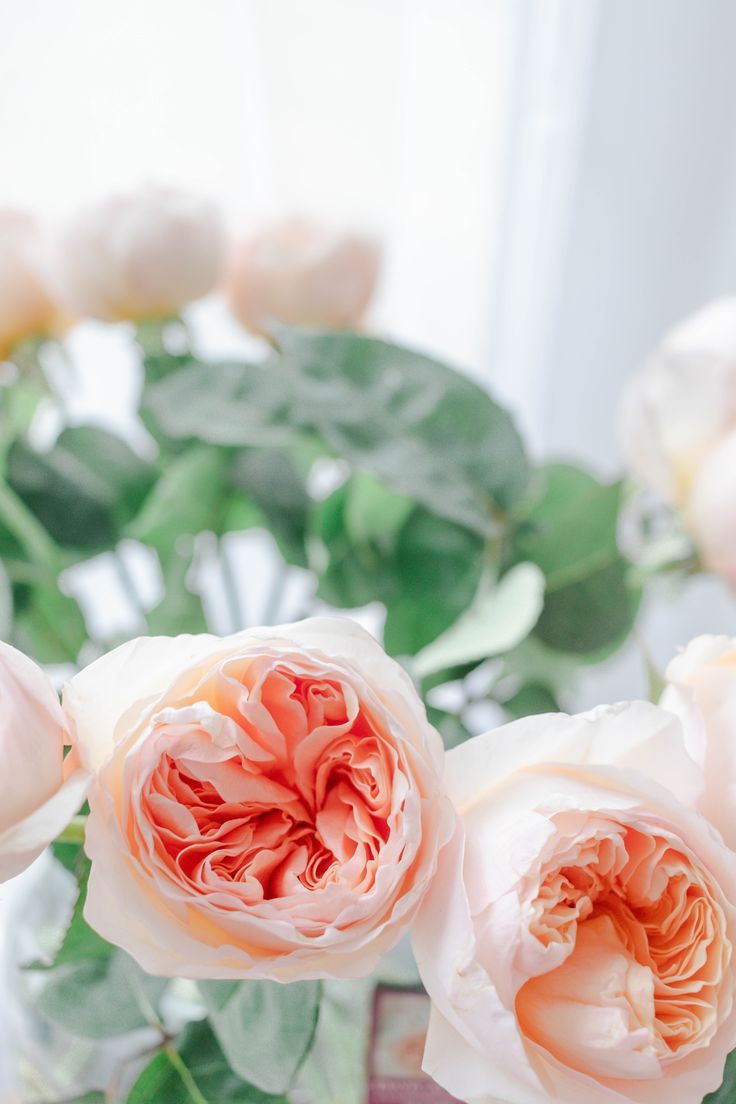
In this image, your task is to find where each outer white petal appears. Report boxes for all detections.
[0,765,89,882]
[663,634,736,848]
[0,641,69,829]
[63,633,218,770]
[413,824,552,1104]
[445,701,701,815]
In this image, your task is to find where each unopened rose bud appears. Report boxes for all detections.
[52,185,226,322]
[225,215,380,335]
[0,211,57,359]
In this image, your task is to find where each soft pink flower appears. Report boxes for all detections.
[63,618,453,980]
[0,212,57,359]
[52,185,226,322]
[0,642,89,882]
[413,702,736,1104]
[225,215,380,334]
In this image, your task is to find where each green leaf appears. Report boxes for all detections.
[344,471,413,545]
[7,427,156,552]
[705,1049,736,1102]
[36,950,166,1039]
[13,580,87,663]
[127,445,231,559]
[143,360,296,448]
[50,850,112,967]
[412,563,545,677]
[127,446,224,635]
[513,464,640,656]
[142,334,529,537]
[57,1094,106,1104]
[278,329,529,534]
[383,507,484,656]
[199,979,320,1095]
[229,447,312,567]
[502,681,561,719]
[128,1020,287,1104]
[294,980,372,1104]
[147,544,208,635]
[311,482,399,610]
[536,558,641,656]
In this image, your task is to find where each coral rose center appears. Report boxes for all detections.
[134,663,396,908]
[516,814,731,1079]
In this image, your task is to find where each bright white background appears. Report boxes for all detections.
[3,0,736,1089]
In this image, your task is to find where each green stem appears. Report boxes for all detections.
[0,478,60,570]
[636,631,666,703]
[164,1043,210,1104]
[56,814,87,845]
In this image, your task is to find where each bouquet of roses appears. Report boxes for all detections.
[1,183,736,1104]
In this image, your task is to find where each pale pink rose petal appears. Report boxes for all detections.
[0,641,90,882]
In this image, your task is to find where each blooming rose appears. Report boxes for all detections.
[620,297,736,506]
[0,211,57,359]
[52,185,226,322]
[63,618,452,980]
[0,642,89,882]
[225,215,380,334]
[663,634,736,851]
[413,701,736,1104]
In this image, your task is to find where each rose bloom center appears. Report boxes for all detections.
[128,661,400,918]
[515,813,731,1079]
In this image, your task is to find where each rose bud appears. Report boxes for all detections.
[413,701,736,1104]
[225,215,380,334]
[63,618,453,980]
[0,642,89,882]
[0,211,57,360]
[52,184,226,322]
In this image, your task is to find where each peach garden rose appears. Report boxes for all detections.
[52,184,226,323]
[63,618,453,980]
[0,642,89,882]
[0,211,58,359]
[225,215,380,335]
[413,701,736,1104]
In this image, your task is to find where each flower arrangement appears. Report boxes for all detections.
[1,184,736,1104]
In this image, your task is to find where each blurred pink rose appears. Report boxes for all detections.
[63,618,453,980]
[663,633,736,850]
[52,185,226,322]
[0,642,89,882]
[0,211,57,359]
[413,702,736,1104]
[225,215,380,334]
[620,298,736,506]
